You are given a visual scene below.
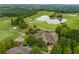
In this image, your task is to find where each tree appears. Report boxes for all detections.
[19,23,28,29]
[3,38,14,49]
[36,38,47,48]
[55,24,70,37]
[49,13,56,19]
[67,29,79,42]
[25,34,37,46]
[57,14,63,21]
[63,47,72,54]
[0,42,6,53]
[11,18,14,26]
[28,28,35,34]
[25,34,47,47]
[31,47,42,54]
[51,44,62,54]
[74,45,79,54]
[12,16,25,26]
[70,39,77,53]
[33,25,37,28]
[58,37,67,48]
[28,27,39,34]
[16,16,24,25]
[58,37,72,53]
[58,37,70,47]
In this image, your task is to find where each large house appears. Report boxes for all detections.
[35,31,58,46]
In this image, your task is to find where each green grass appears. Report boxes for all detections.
[0,17,11,30]
[25,11,58,31]
[0,31,19,41]
[0,11,79,41]
[30,21,58,31]
[1,11,79,32]
[0,17,19,41]
[0,17,17,30]
[25,11,53,20]
[63,14,79,29]
[25,11,79,31]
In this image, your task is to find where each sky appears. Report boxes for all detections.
[0,0,79,4]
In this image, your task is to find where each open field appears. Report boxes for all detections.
[0,17,11,30]
[64,14,79,29]
[0,11,79,41]
[0,11,79,32]
[0,4,79,54]
[25,11,58,31]
[0,31,19,41]
[27,11,53,20]
[0,17,19,41]
[25,11,79,31]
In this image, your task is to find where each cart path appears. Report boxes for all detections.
[15,32,25,42]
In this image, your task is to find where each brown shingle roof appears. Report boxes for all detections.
[6,46,32,54]
[35,31,58,45]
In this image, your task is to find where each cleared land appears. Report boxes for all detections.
[25,11,79,31]
[0,11,79,40]
[0,31,18,41]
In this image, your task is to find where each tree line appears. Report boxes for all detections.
[51,24,79,54]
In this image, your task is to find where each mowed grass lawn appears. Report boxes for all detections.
[0,11,79,40]
[0,31,19,41]
[25,11,58,31]
[64,14,79,29]
[28,11,54,20]
[0,17,11,30]
[0,17,19,41]
[25,11,79,31]
[30,21,58,31]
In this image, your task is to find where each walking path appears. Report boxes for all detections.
[47,45,53,54]
[0,29,25,42]
[0,28,54,54]
[15,32,25,42]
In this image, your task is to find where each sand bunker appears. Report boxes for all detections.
[36,15,67,24]
[69,14,77,16]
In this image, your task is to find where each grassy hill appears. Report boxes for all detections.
[25,11,79,31]
[0,11,79,40]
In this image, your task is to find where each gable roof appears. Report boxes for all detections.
[35,31,58,45]
[6,46,32,54]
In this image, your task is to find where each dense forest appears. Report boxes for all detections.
[1,4,79,17]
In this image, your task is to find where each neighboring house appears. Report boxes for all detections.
[6,46,32,54]
[35,31,58,46]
